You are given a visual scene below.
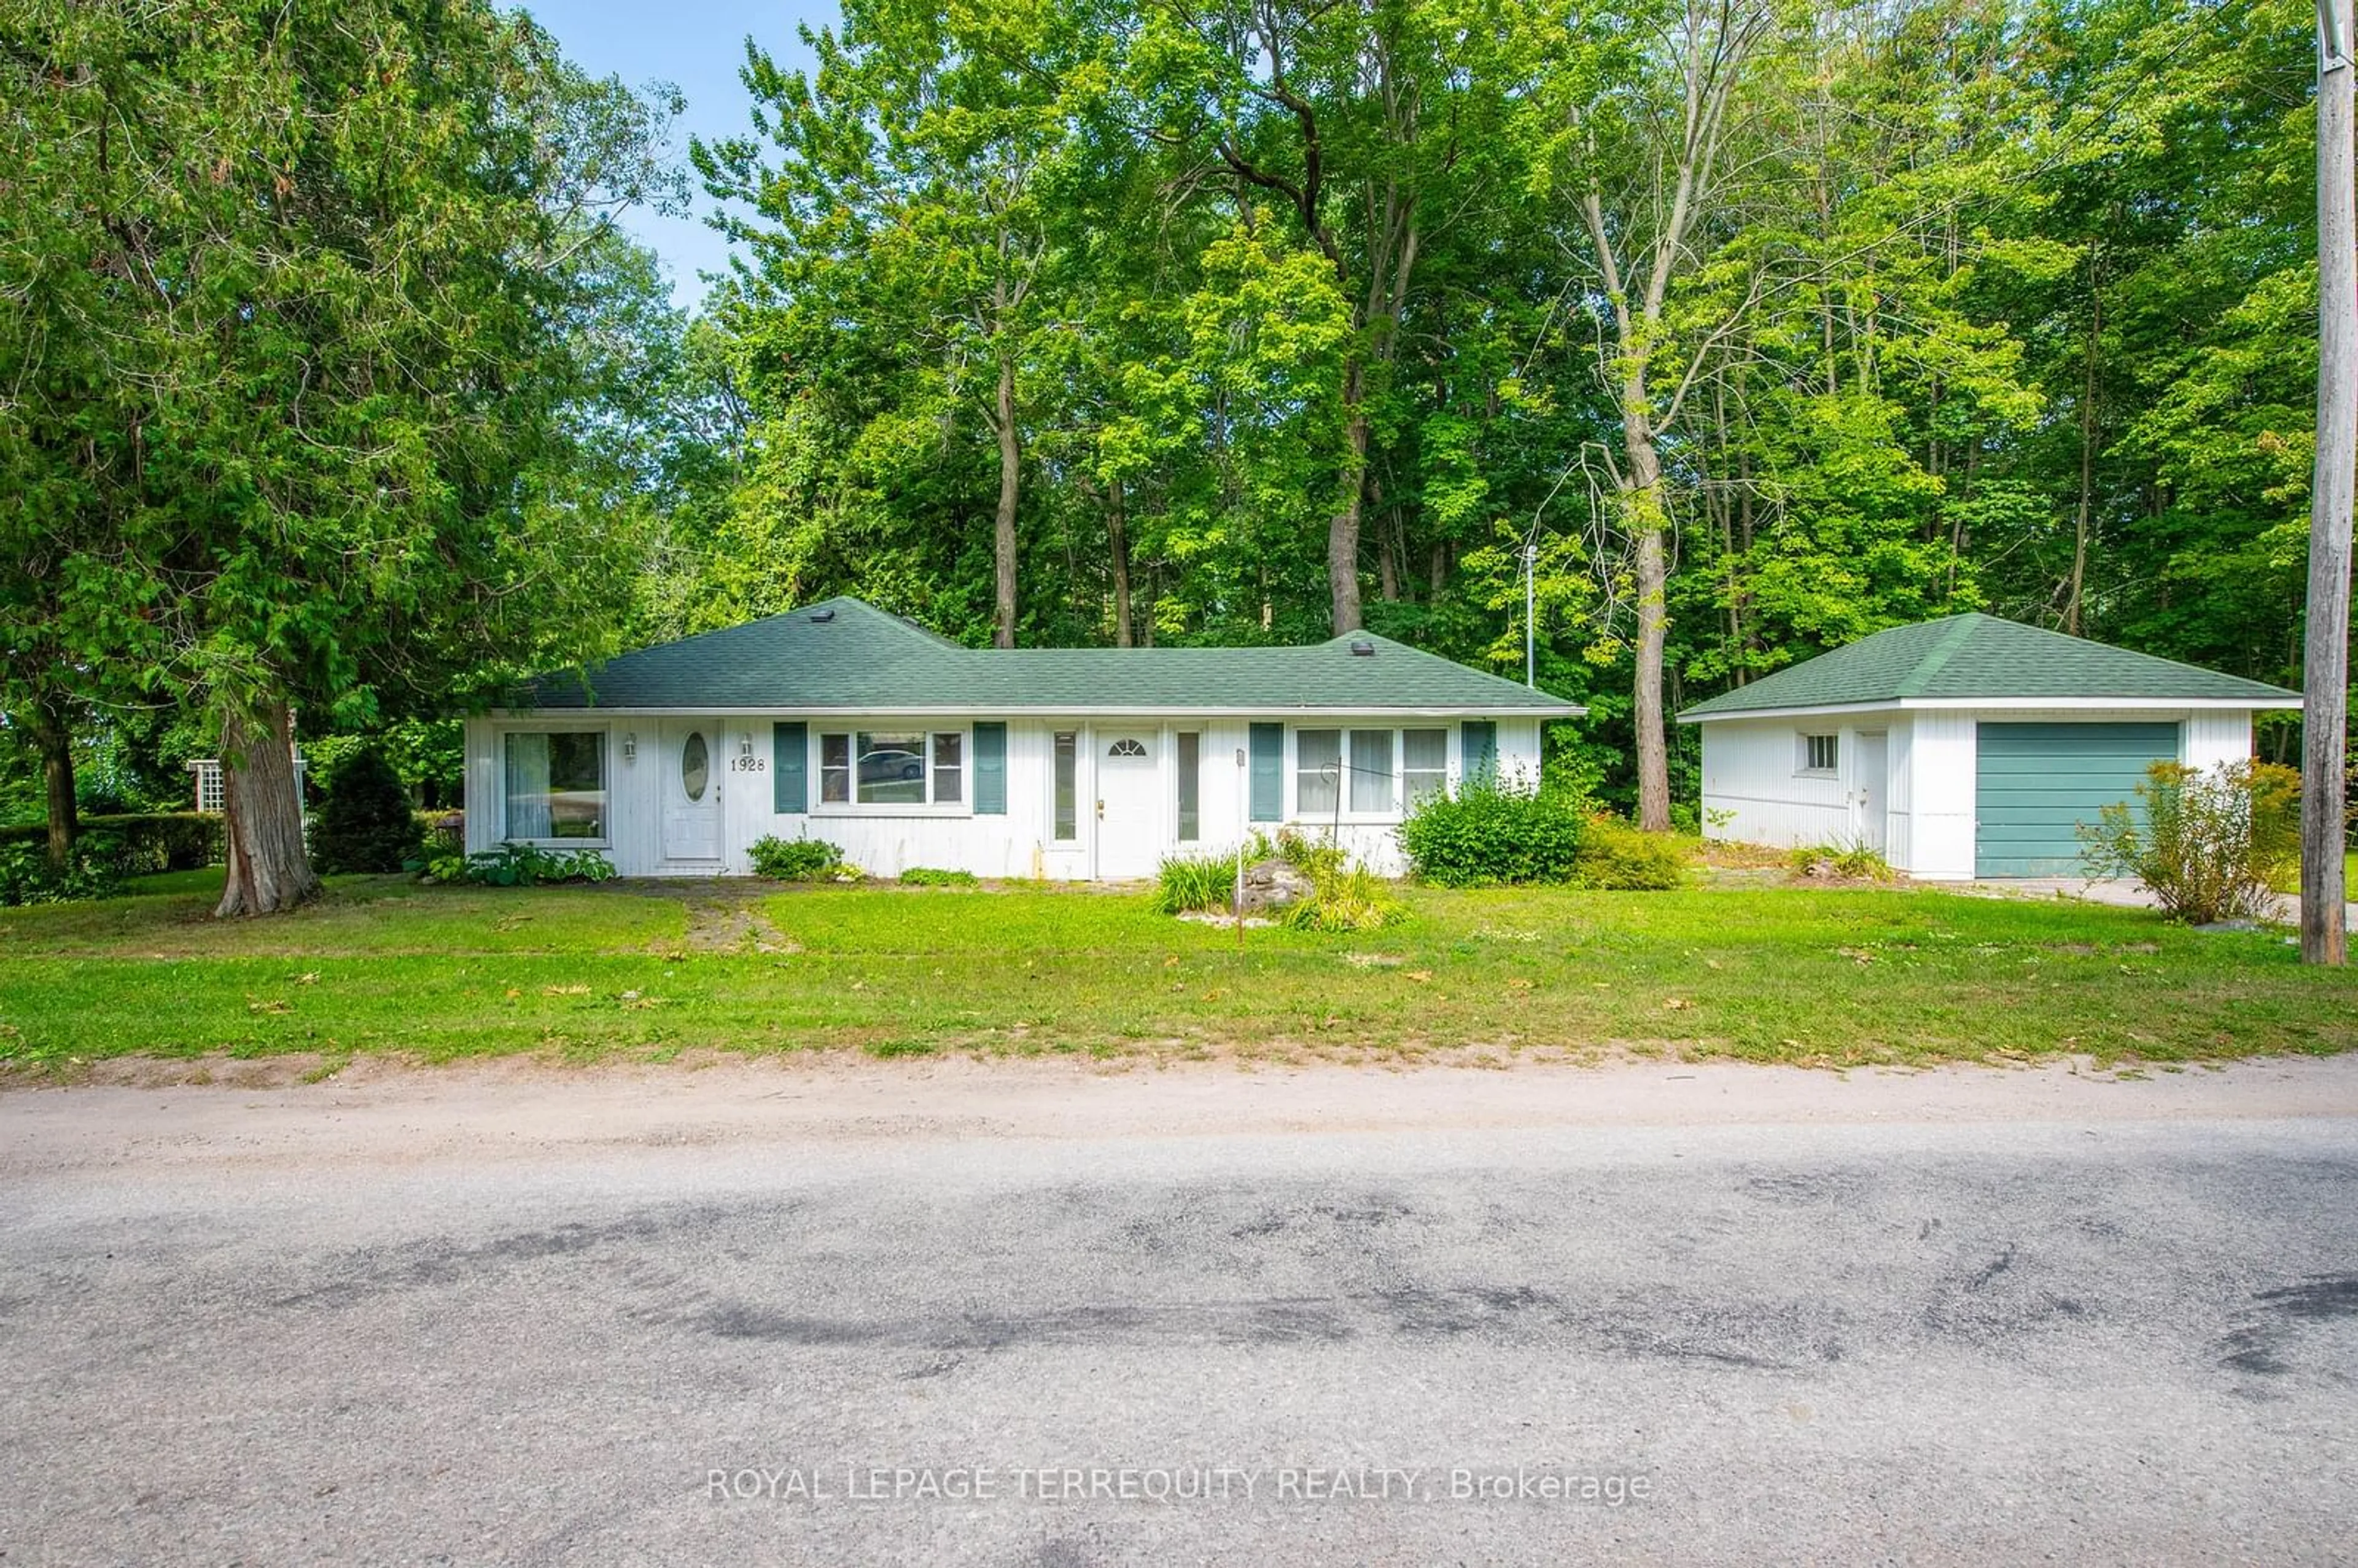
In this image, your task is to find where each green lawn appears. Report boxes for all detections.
[2271,852,2358,897]
[2,874,2353,1073]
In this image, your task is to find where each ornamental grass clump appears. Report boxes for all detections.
[1282,862,1407,932]
[1153,852,1237,914]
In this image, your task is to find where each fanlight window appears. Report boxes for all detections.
[1108,738,1149,758]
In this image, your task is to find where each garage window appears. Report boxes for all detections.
[1799,733,1839,775]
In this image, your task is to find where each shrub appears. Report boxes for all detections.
[0,831,131,906]
[0,812,222,872]
[1576,816,1688,890]
[2077,759,2300,924]
[748,834,849,880]
[309,745,423,874]
[426,844,616,887]
[1153,851,1238,914]
[1282,862,1408,932]
[1787,843,1896,882]
[900,866,979,887]
[1396,777,1585,886]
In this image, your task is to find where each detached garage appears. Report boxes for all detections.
[1678,614,2300,880]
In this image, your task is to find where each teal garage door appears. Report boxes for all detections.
[1974,721,2179,878]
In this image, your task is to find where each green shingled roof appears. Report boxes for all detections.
[516,597,1579,715]
[1678,613,2298,720]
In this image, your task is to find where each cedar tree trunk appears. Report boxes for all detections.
[216,698,321,917]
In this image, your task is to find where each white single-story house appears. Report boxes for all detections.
[1678,613,2301,880]
[467,597,1582,880]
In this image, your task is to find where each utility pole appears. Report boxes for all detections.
[2305,0,2354,964]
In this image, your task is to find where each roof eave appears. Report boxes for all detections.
[495,702,1585,720]
[1678,693,2300,723]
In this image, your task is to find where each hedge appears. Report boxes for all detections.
[0,812,224,872]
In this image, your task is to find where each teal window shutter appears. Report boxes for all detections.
[1249,723,1284,821]
[1461,720,1498,782]
[772,722,807,813]
[973,722,1007,815]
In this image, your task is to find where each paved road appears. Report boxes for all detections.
[4,1058,2356,1565]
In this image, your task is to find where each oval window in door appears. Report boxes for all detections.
[682,732,710,802]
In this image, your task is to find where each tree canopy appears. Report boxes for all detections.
[1,0,2341,891]
[662,0,2338,813]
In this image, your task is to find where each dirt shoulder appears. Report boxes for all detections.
[4,1050,2356,1181]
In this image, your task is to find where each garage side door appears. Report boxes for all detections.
[1974,721,2180,878]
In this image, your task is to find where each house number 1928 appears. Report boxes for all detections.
[730,756,766,772]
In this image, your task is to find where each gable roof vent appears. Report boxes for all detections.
[809,607,836,623]
[1348,639,1375,657]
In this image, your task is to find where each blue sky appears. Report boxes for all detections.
[520,1,840,311]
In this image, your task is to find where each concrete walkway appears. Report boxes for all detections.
[1975,875,2354,927]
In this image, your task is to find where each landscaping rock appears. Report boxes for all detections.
[1238,857,1314,914]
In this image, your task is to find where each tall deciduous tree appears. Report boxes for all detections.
[699,0,1103,646]
[660,0,2334,831]
[1535,0,1781,829]
[1142,0,1520,635]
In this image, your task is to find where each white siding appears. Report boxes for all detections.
[1698,705,2265,881]
[1698,718,1853,850]
[1907,712,1979,879]
[464,712,1549,881]
[2184,710,2256,773]
[1883,719,1916,871]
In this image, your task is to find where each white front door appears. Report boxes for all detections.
[661,719,722,862]
[1094,730,1162,879]
[1854,731,1889,852]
